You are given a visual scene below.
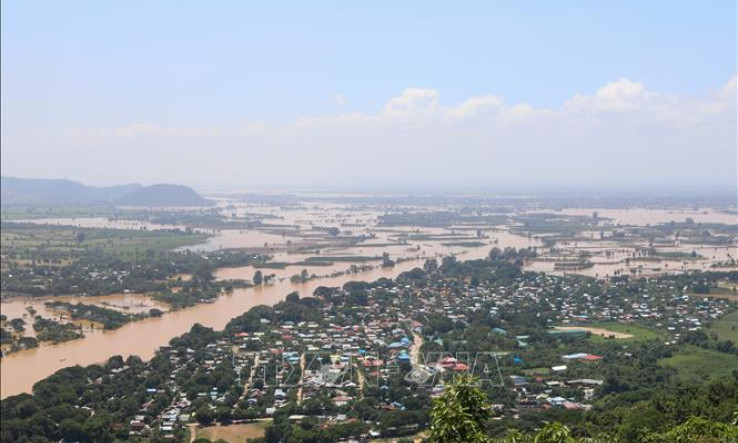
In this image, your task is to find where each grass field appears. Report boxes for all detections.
[522,367,551,376]
[585,321,665,342]
[707,309,738,342]
[0,206,118,220]
[194,420,271,442]
[659,345,738,383]
[0,224,210,265]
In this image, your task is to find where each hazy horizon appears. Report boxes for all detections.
[2,1,736,190]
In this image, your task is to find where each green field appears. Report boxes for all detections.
[707,309,738,342]
[586,321,665,342]
[659,345,738,383]
[522,367,551,376]
[0,206,118,220]
[0,224,210,265]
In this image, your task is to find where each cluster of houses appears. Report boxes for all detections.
[106,266,735,439]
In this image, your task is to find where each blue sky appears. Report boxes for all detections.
[1,1,736,189]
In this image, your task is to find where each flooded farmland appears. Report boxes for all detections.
[1,199,735,397]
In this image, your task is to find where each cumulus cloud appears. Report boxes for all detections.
[445,95,504,119]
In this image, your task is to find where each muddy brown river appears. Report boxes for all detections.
[1,226,538,398]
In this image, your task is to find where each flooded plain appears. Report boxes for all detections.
[1,201,735,397]
[1,203,541,397]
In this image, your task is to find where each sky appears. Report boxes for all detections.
[1,1,736,192]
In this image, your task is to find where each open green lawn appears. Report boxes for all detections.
[707,309,738,342]
[659,345,738,383]
[586,321,665,342]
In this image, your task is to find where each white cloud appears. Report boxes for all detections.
[294,76,735,131]
[563,78,657,113]
[445,95,503,119]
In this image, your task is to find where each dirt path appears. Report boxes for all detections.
[246,354,260,389]
[554,326,634,339]
[187,423,198,443]
[411,330,423,366]
[296,353,305,405]
[356,360,366,398]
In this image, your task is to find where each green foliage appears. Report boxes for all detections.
[33,317,84,343]
[532,422,575,443]
[429,374,491,443]
[640,416,738,442]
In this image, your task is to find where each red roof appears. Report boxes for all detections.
[582,355,603,360]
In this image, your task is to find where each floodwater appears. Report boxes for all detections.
[1,293,169,321]
[0,247,494,397]
[0,208,541,398]
[2,203,733,398]
[13,217,187,231]
[521,208,737,278]
[526,208,737,226]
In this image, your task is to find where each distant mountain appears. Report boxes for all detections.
[0,176,142,205]
[114,184,213,207]
[0,176,212,207]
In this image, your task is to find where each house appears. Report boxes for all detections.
[510,375,528,387]
[333,396,353,406]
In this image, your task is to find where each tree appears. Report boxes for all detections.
[215,406,231,424]
[253,270,263,285]
[423,258,438,274]
[429,374,490,443]
[533,423,574,443]
[193,263,215,284]
[196,406,214,425]
[10,318,25,332]
[641,416,738,443]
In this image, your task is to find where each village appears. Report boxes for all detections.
[114,255,736,441]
